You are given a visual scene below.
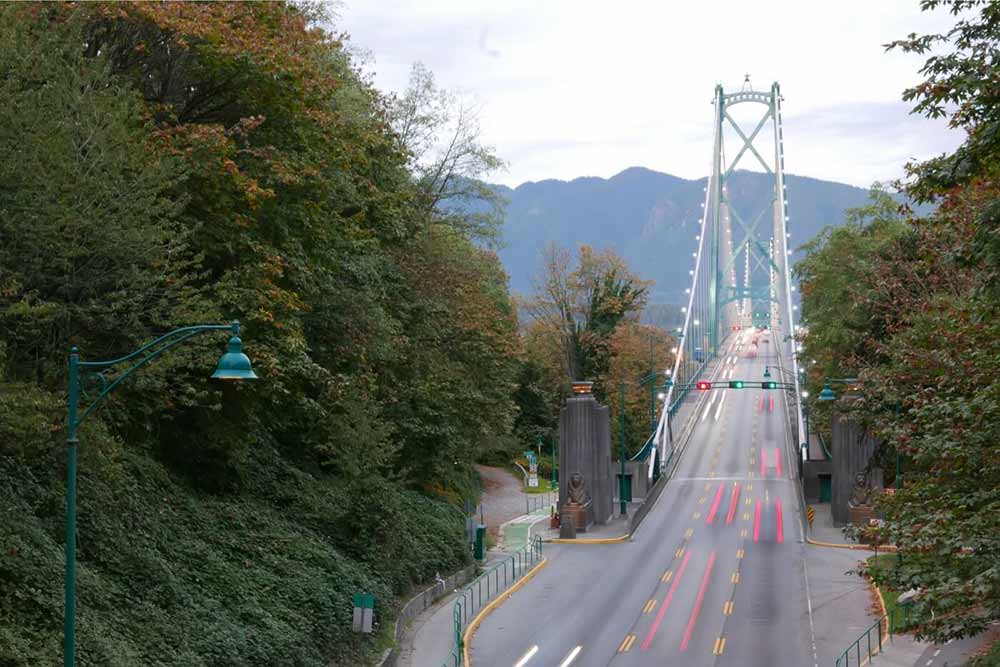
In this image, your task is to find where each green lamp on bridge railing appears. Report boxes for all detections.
[63,321,257,667]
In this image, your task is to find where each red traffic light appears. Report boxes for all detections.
[696,381,711,391]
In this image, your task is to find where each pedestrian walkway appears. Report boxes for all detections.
[499,507,550,551]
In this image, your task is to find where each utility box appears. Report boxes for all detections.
[617,473,633,503]
[352,593,374,633]
[473,524,486,560]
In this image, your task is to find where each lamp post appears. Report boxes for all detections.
[619,381,627,516]
[550,435,557,489]
[64,321,256,667]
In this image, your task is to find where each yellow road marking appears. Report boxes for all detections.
[736,549,744,559]
[749,471,754,478]
[675,546,685,558]
[618,634,637,652]
[743,512,751,521]
[693,511,701,519]
[723,600,734,615]
[731,572,740,583]
[750,458,755,466]
[713,637,727,655]
[740,528,748,538]
[750,447,755,453]
[699,496,707,504]
[643,598,657,613]
[704,483,711,491]
[747,484,752,491]
[745,497,752,505]
[685,528,694,539]
[709,471,716,478]
[662,570,673,582]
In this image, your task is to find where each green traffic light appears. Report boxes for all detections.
[762,381,777,389]
[728,380,744,389]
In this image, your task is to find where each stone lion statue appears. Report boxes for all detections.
[567,472,588,504]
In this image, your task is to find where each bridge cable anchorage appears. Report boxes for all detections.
[654,78,805,476]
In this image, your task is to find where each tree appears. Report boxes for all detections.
[389,62,507,243]
[796,2,1000,645]
[528,244,651,397]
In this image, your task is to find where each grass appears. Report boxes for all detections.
[523,477,556,494]
[867,554,915,633]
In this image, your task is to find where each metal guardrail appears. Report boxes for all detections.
[524,491,557,515]
[439,536,544,667]
[834,605,914,667]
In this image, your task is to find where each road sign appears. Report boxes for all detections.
[528,473,539,488]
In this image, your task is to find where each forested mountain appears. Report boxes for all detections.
[492,167,875,305]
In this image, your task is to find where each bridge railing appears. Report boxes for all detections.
[440,535,544,667]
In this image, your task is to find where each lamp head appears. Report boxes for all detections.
[818,382,836,402]
[212,322,258,380]
[763,366,771,379]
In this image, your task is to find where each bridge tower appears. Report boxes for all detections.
[652,77,805,475]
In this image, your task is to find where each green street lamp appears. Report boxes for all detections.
[64,321,256,667]
[618,381,627,516]
[818,381,837,402]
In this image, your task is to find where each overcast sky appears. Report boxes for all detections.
[337,1,964,189]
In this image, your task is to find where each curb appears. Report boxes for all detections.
[461,558,548,666]
[873,580,891,646]
[547,534,630,544]
[806,537,898,552]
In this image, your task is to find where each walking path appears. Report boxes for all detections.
[397,464,546,667]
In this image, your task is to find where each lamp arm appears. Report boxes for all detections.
[76,324,233,426]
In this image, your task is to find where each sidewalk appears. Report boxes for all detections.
[396,466,548,667]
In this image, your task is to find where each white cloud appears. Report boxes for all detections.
[338,0,964,188]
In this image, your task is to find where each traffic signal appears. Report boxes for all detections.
[728,380,745,389]
[696,381,711,390]
[762,381,777,389]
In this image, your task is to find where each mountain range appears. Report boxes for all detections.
[491,167,876,308]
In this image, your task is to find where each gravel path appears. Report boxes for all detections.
[474,463,532,540]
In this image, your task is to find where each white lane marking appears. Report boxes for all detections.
[558,646,582,667]
[714,391,727,421]
[934,649,941,656]
[514,645,538,667]
[803,558,819,667]
[702,390,719,422]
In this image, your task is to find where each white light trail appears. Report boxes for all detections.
[558,646,582,667]
[714,391,727,421]
[513,646,539,667]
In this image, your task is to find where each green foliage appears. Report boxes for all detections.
[0,3,516,665]
[797,2,1000,641]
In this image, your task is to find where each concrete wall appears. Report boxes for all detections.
[558,393,613,526]
[830,411,882,526]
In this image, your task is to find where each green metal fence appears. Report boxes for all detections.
[835,605,913,667]
[440,536,544,667]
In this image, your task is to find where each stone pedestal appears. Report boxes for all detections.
[848,504,874,527]
[558,382,613,527]
[561,501,591,533]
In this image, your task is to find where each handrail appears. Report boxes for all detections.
[440,536,544,667]
[834,605,913,666]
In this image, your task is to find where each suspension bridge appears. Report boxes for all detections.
[468,79,823,667]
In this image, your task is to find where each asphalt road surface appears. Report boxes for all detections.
[470,331,816,667]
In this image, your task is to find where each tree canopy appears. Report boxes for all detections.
[798,0,1000,646]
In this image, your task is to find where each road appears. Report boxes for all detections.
[469,331,816,667]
